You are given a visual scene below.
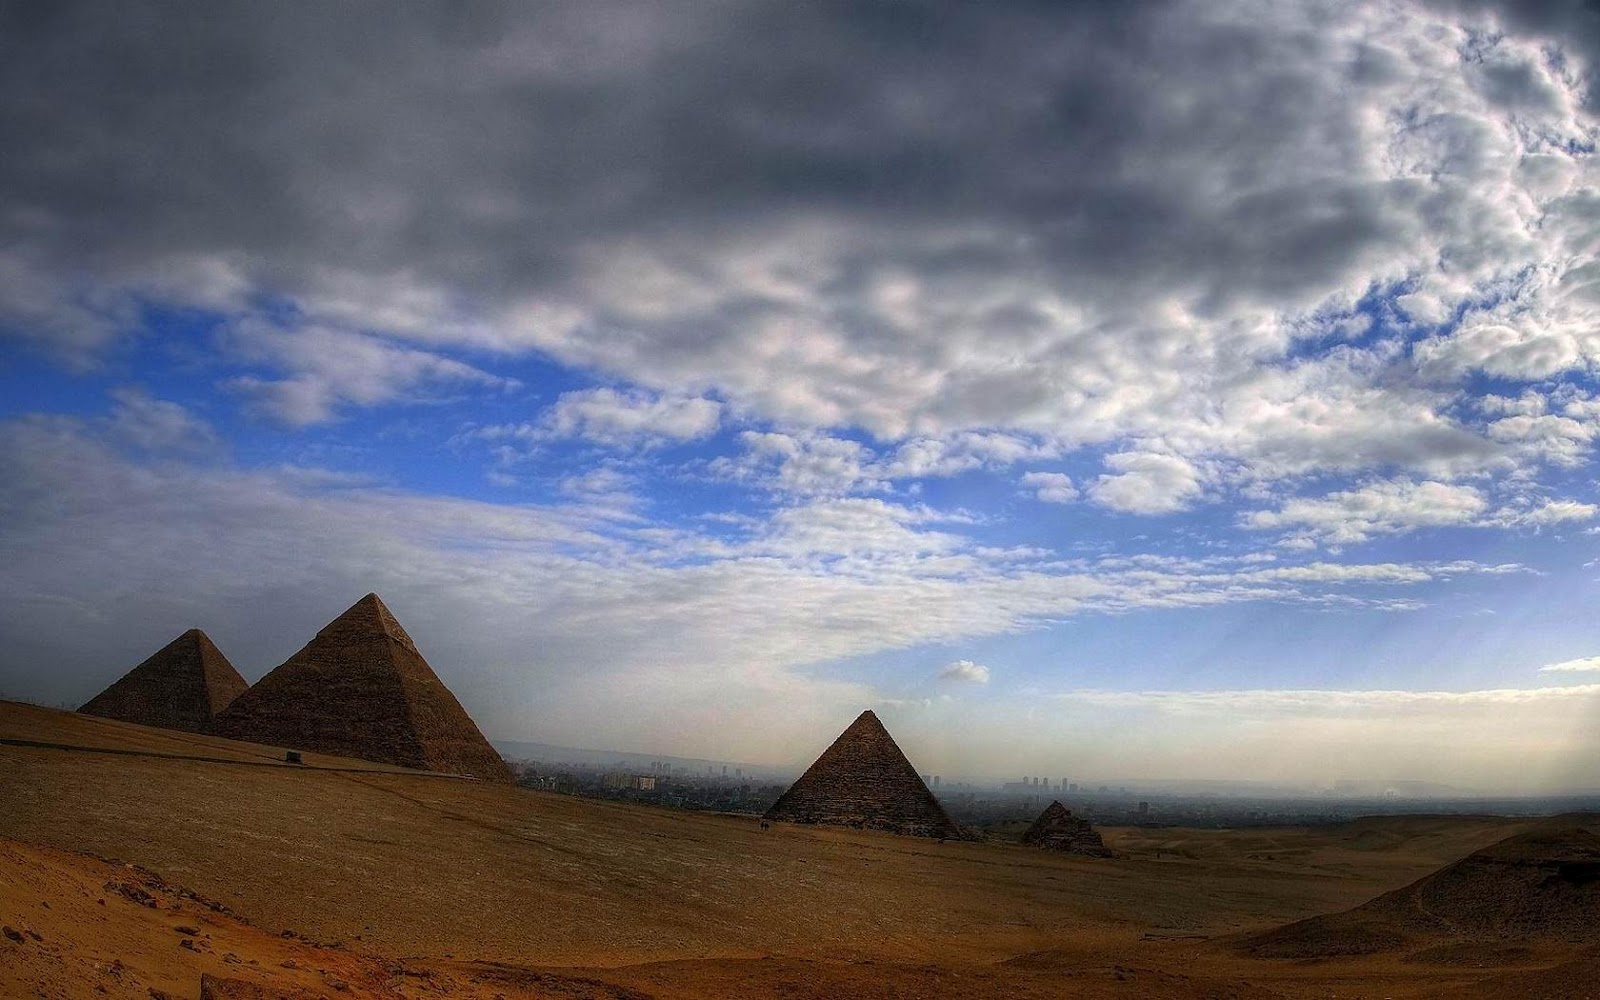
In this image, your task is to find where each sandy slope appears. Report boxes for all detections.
[3,700,1592,998]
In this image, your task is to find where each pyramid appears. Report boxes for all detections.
[1022,801,1114,857]
[1243,819,1600,958]
[211,594,512,782]
[79,628,249,734]
[764,710,966,839]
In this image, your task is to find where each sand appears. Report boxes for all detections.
[3,699,1592,999]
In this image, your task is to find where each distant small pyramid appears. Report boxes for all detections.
[1022,800,1114,857]
[79,629,248,734]
[764,710,966,839]
[211,594,512,782]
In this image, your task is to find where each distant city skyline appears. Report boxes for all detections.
[4,1,1600,793]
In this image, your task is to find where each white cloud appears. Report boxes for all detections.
[1020,471,1078,504]
[1539,656,1600,673]
[1508,499,1599,526]
[106,389,218,454]
[0,416,1526,759]
[541,387,721,446]
[224,320,518,426]
[1088,452,1203,514]
[710,431,883,496]
[1246,479,1489,547]
[937,659,991,684]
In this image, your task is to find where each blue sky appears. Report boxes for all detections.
[3,0,1600,791]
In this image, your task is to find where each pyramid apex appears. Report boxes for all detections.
[79,628,248,732]
[764,707,963,839]
[328,592,416,646]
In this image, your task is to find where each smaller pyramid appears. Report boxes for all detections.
[764,710,966,839]
[79,629,249,734]
[211,594,512,782]
[1022,801,1114,857]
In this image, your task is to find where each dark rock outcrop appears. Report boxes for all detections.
[211,594,512,782]
[764,710,967,839]
[79,629,248,734]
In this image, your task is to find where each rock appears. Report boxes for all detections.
[3,925,23,943]
[199,974,310,1000]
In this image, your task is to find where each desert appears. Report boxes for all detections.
[7,695,1600,998]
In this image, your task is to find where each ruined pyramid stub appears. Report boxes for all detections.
[211,593,513,782]
[1022,800,1115,857]
[79,628,249,734]
[1243,820,1600,958]
[764,709,966,839]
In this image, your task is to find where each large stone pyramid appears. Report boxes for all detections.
[211,594,512,782]
[1022,800,1114,857]
[79,628,249,734]
[764,709,965,839]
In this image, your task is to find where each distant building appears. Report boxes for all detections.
[1069,783,1078,792]
[1137,801,1150,816]
[633,775,657,791]
[932,775,941,789]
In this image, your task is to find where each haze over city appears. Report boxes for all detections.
[4,0,1600,793]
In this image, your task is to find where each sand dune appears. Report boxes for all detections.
[5,700,1596,998]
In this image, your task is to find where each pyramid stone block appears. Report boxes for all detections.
[764,710,965,839]
[79,629,248,734]
[1022,800,1114,857]
[211,593,512,782]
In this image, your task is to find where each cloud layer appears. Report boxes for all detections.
[2,0,1599,784]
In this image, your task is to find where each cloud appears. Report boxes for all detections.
[0,414,1526,756]
[470,388,721,457]
[223,320,518,426]
[1246,479,1490,546]
[1539,656,1600,673]
[1508,499,1599,525]
[106,388,218,454]
[1062,683,1600,712]
[541,388,720,446]
[1,0,1598,499]
[1088,452,1204,514]
[711,431,884,496]
[1020,472,1079,504]
[937,659,991,684]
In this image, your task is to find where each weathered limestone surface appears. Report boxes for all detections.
[79,629,248,734]
[212,594,512,782]
[1022,800,1114,857]
[764,710,966,839]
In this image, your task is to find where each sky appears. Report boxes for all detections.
[3,0,1600,793]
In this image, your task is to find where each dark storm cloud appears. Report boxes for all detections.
[1,0,1596,463]
[0,1,1420,320]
